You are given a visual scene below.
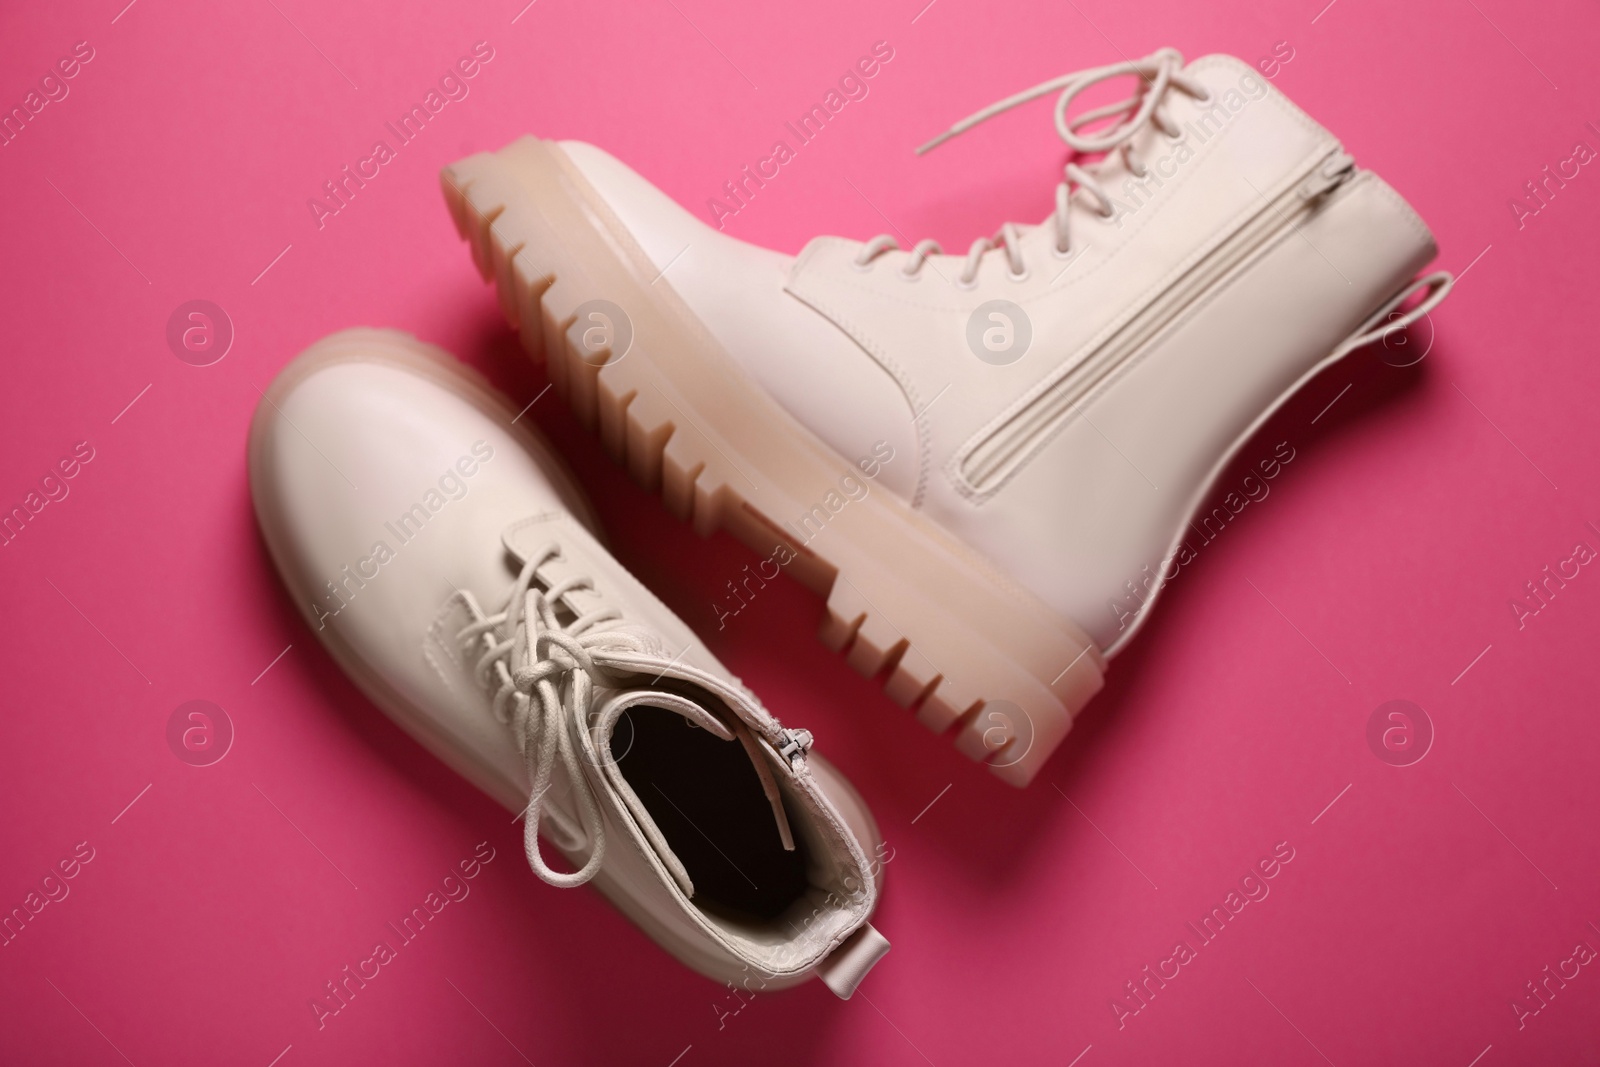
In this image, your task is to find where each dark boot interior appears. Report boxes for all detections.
[612,706,810,922]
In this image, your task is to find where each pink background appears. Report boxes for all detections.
[2,0,1598,1063]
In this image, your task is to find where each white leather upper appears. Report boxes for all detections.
[250,334,882,983]
[556,54,1440,650]
[785,57,1334,501]
[258,355,587,801]
[559,141,920,499]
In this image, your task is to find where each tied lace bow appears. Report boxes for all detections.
[856,47,1209,284]
[457,542,799,893]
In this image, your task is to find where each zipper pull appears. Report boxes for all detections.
[777,728,813,764]
[1299,151,1356,201]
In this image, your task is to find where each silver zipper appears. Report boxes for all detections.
[777,727,812,764]
[959,148,1358,492]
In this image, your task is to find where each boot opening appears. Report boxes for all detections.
[612,706,810,922]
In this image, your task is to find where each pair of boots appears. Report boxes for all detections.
[249,48,1450,997]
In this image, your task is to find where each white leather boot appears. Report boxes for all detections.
[249,329,889,997]
[440,48,1453,786]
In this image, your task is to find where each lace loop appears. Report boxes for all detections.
[457,542,626,888]
[456,541,800,893]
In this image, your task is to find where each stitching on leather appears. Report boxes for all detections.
[784,262,935,508]
[422,636,454,690]
[1363,170,1436,247]
[946,67,1339,503]
[502,510,566,553]
[973,194,1327,498]
[791,236,826,277]
[784,56,1342,508]
[956,156,1331,487]
[783,62,1333,505]
[423,594,471,689]
[967,170,1428,500]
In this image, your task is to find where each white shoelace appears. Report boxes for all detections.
[856,47,1209,285]
[456,542,795,891]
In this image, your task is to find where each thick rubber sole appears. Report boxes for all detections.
[440,138,1106,787]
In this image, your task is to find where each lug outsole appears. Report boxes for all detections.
[439,139,1106,786]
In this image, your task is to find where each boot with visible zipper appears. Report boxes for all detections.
[249,329,889,996]
[440,47,1453,786]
